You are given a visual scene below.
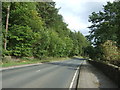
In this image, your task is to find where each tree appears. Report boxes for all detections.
[101,40,119,61]
[88,1,120,47]
[36,2,59,28]
[87,1,120,66]
[8,25,34,57]
[2,2,88,60]
[2,3,11,50]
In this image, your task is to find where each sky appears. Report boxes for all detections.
[53,0,115,36]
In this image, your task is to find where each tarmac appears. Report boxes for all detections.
[0,59,119,88]
[78,60,118,88]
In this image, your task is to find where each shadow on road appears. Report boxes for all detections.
[47,62,80,68]
[71,57,87,60]
[46,58,85,69]
[78,61,118,88]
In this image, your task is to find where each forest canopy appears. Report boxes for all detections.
[86,1,120,66]
[2,2,89,59]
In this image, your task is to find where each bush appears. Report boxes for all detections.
[2,56,12,63]
[101,40,120,65]
[2,49,11,56]
[8,25,33,57]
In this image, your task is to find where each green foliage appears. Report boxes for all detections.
[32,30,49,59]
[2,49,11,56]
[9,2,44,32]
[101,40,119,61]
[48,30,59,57]
[36,2,59,28]
[88,1,120,46]
[87,1,120,66]
[2,2,88,60]
[8,25,33,57]
[69,31,89,56]
[84,46,95,59]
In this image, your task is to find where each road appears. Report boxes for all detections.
[2,58,84,88]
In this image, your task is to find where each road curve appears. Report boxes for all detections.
[2,58,84,88]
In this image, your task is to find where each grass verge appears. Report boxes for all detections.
[2,57,70,67]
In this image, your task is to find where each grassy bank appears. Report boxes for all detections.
[2,57,70,67]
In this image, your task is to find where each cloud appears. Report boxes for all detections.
[53,0,115,36]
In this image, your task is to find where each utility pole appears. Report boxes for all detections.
[4,5,10,50]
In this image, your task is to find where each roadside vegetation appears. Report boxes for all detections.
[2,2,89,67]
[3,1,120,67]
[2,57,70,67]
[85,1,120,67]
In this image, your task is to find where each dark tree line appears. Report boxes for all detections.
[86,1,120,66]
[2,2,88,59]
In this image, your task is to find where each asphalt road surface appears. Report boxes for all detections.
[2,58,84,88]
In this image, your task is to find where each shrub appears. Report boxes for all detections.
[101,40,119,65]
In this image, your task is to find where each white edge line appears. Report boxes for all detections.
[69,67,79,89]
[0,63,42,71]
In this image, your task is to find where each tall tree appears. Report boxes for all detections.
[87,1,120,66]
[2,2,88,59]
[2,3,11,50]
[88,1,120,47]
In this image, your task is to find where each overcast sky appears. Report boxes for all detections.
[53,0,114,36]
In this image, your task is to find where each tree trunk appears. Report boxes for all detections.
[4,5,10,50]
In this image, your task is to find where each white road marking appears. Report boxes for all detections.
[1,63,42,71]
[69,67,79,89]
[36,70,41,72]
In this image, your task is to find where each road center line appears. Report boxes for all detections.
[36,70,41,72]
[69,67,79,89]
